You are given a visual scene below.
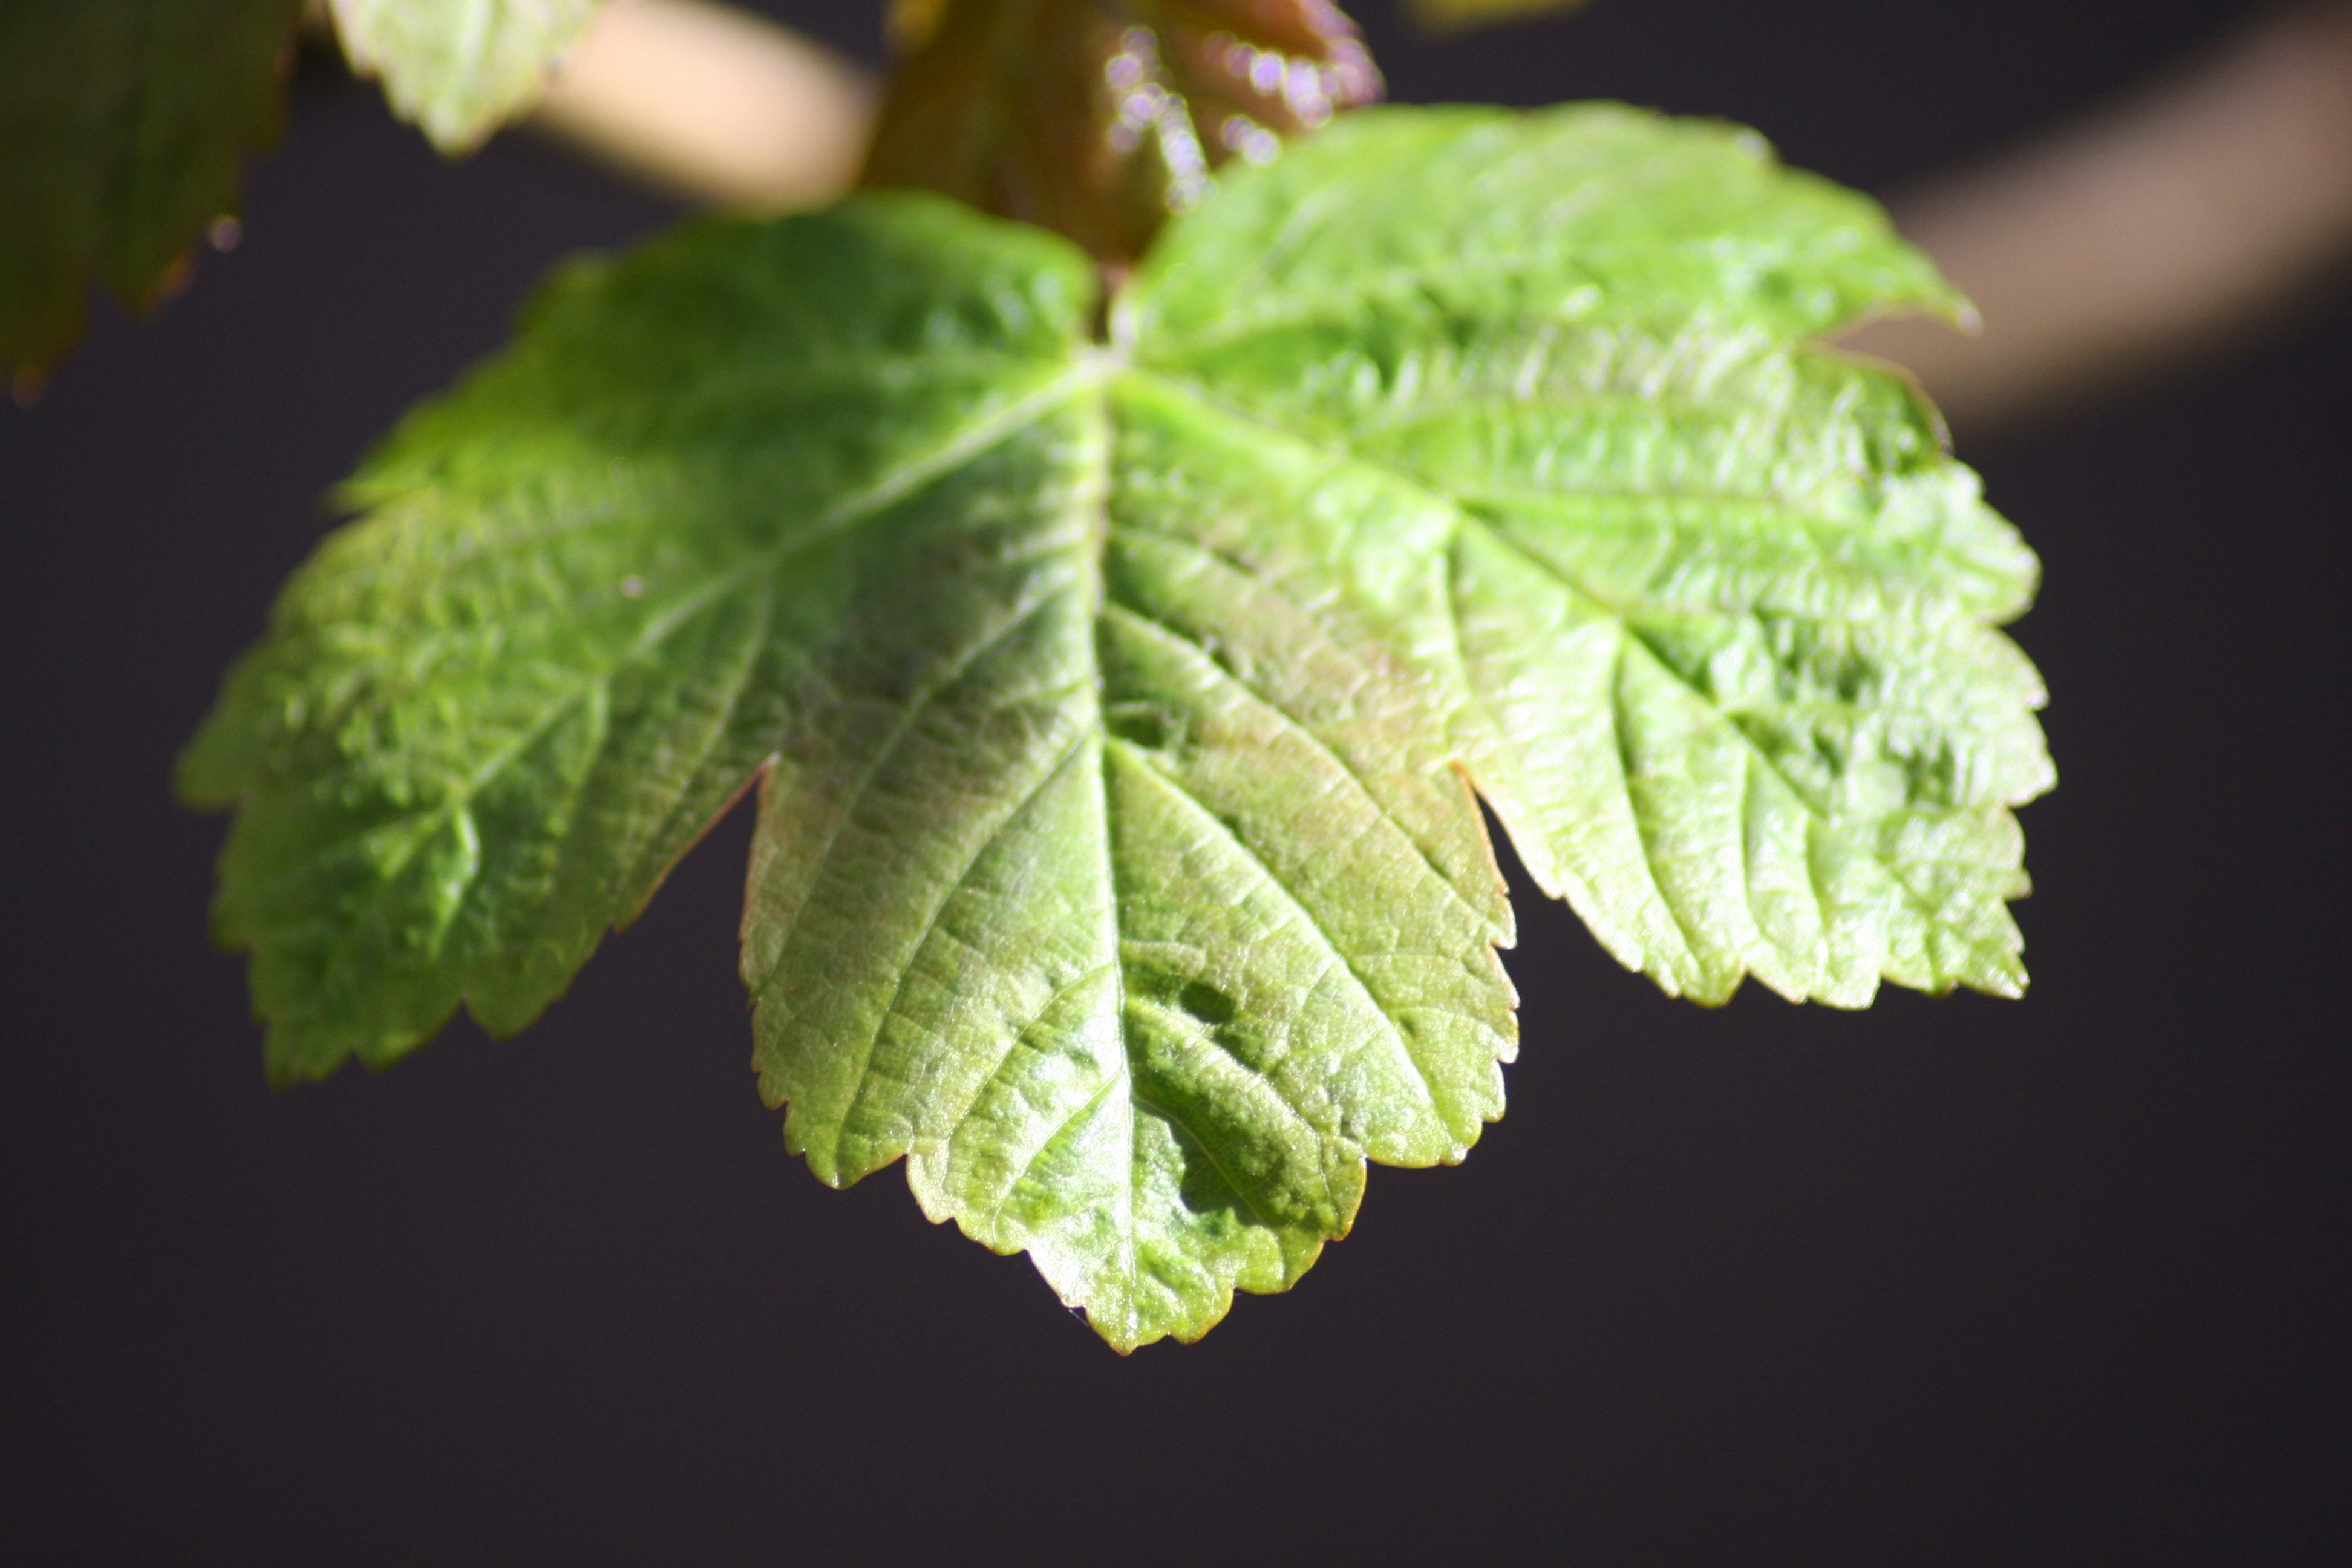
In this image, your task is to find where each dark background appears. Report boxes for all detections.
[5,1,2347,1560]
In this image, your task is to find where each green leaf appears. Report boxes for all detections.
[862,0,1380,261]
[1127,107,2050,1005]
[186,105,2049,1348]
[0,0,299,378]
[328,0,605,152]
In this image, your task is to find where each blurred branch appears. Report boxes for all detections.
[532,0,874,208]
[1405,0,1589,34]
[1843,2,2352,433]
[480,1,2352,430]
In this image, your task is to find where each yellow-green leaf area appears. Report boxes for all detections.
[330,0,605,151]
[186,105,2048,1348]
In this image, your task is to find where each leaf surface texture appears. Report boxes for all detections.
[188,106,2049,1347]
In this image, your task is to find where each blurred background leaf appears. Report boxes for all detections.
[327,0,607,152]
[0,0,301,385]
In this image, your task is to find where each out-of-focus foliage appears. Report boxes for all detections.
[328,0,606,152]
[863,0,1381,263]
[0,0,299,379]
[186,106,2045,1347]
[0,0,608,381]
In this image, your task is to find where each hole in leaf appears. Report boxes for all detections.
[1177,979,1237,1028]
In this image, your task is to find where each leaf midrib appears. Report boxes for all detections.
[1114,360,2020,962]
[254,359,1105,918]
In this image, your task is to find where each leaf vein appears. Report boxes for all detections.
[1106,734,1447,1125]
